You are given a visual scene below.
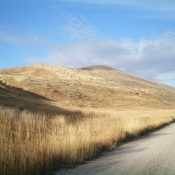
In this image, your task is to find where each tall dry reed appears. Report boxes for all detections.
[0,106,174,175]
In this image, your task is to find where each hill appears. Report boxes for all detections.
[1,64,175,175]
[80,65,115,70]
[0,64,175,110]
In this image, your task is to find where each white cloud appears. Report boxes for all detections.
[65,0,173,7]
[64,0,175,13]
[27,33,175,85]
[157,72,175,81]
[64,16,98,41]
[0,32,53,47]
[2,16,174,86]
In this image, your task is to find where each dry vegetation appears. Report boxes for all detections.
[0,105,174,175]
[0,65,175,175]
[1,65,175,109]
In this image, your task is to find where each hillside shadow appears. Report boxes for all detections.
[0,82,83,117]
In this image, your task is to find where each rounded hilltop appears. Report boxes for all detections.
[0,64,175,109]
[80,65,116,71]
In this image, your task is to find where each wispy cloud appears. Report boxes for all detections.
[0,32,55,48]
[2,15,174,86]
[27,32,175,85]
[157,72,175,81]
[64,16,99,41]
[2,0,175,13]
[64,0,175,12]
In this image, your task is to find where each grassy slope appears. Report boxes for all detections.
[0,65,175,175]
[0,65,175,110]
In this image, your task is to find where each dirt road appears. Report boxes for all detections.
[56,123,175,175]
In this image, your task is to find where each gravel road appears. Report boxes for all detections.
[56,123,175,175]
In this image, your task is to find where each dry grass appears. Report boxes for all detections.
[0,105,174,175]
[1,65,175,109]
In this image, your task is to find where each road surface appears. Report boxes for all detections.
[56,123,175,175]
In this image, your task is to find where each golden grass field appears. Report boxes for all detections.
[1,105,175,175]
[0,65,175,175]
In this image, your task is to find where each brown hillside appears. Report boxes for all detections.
[0,65,175,110]
[80,65,115,70]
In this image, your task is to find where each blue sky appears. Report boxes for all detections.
[0,0,175,86]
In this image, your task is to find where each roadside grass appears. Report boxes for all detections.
[0,105,174,175]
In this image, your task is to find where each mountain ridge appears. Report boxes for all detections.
[0,64,175,110]
[80,65,116,71]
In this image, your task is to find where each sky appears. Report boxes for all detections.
[0,0,175,87]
